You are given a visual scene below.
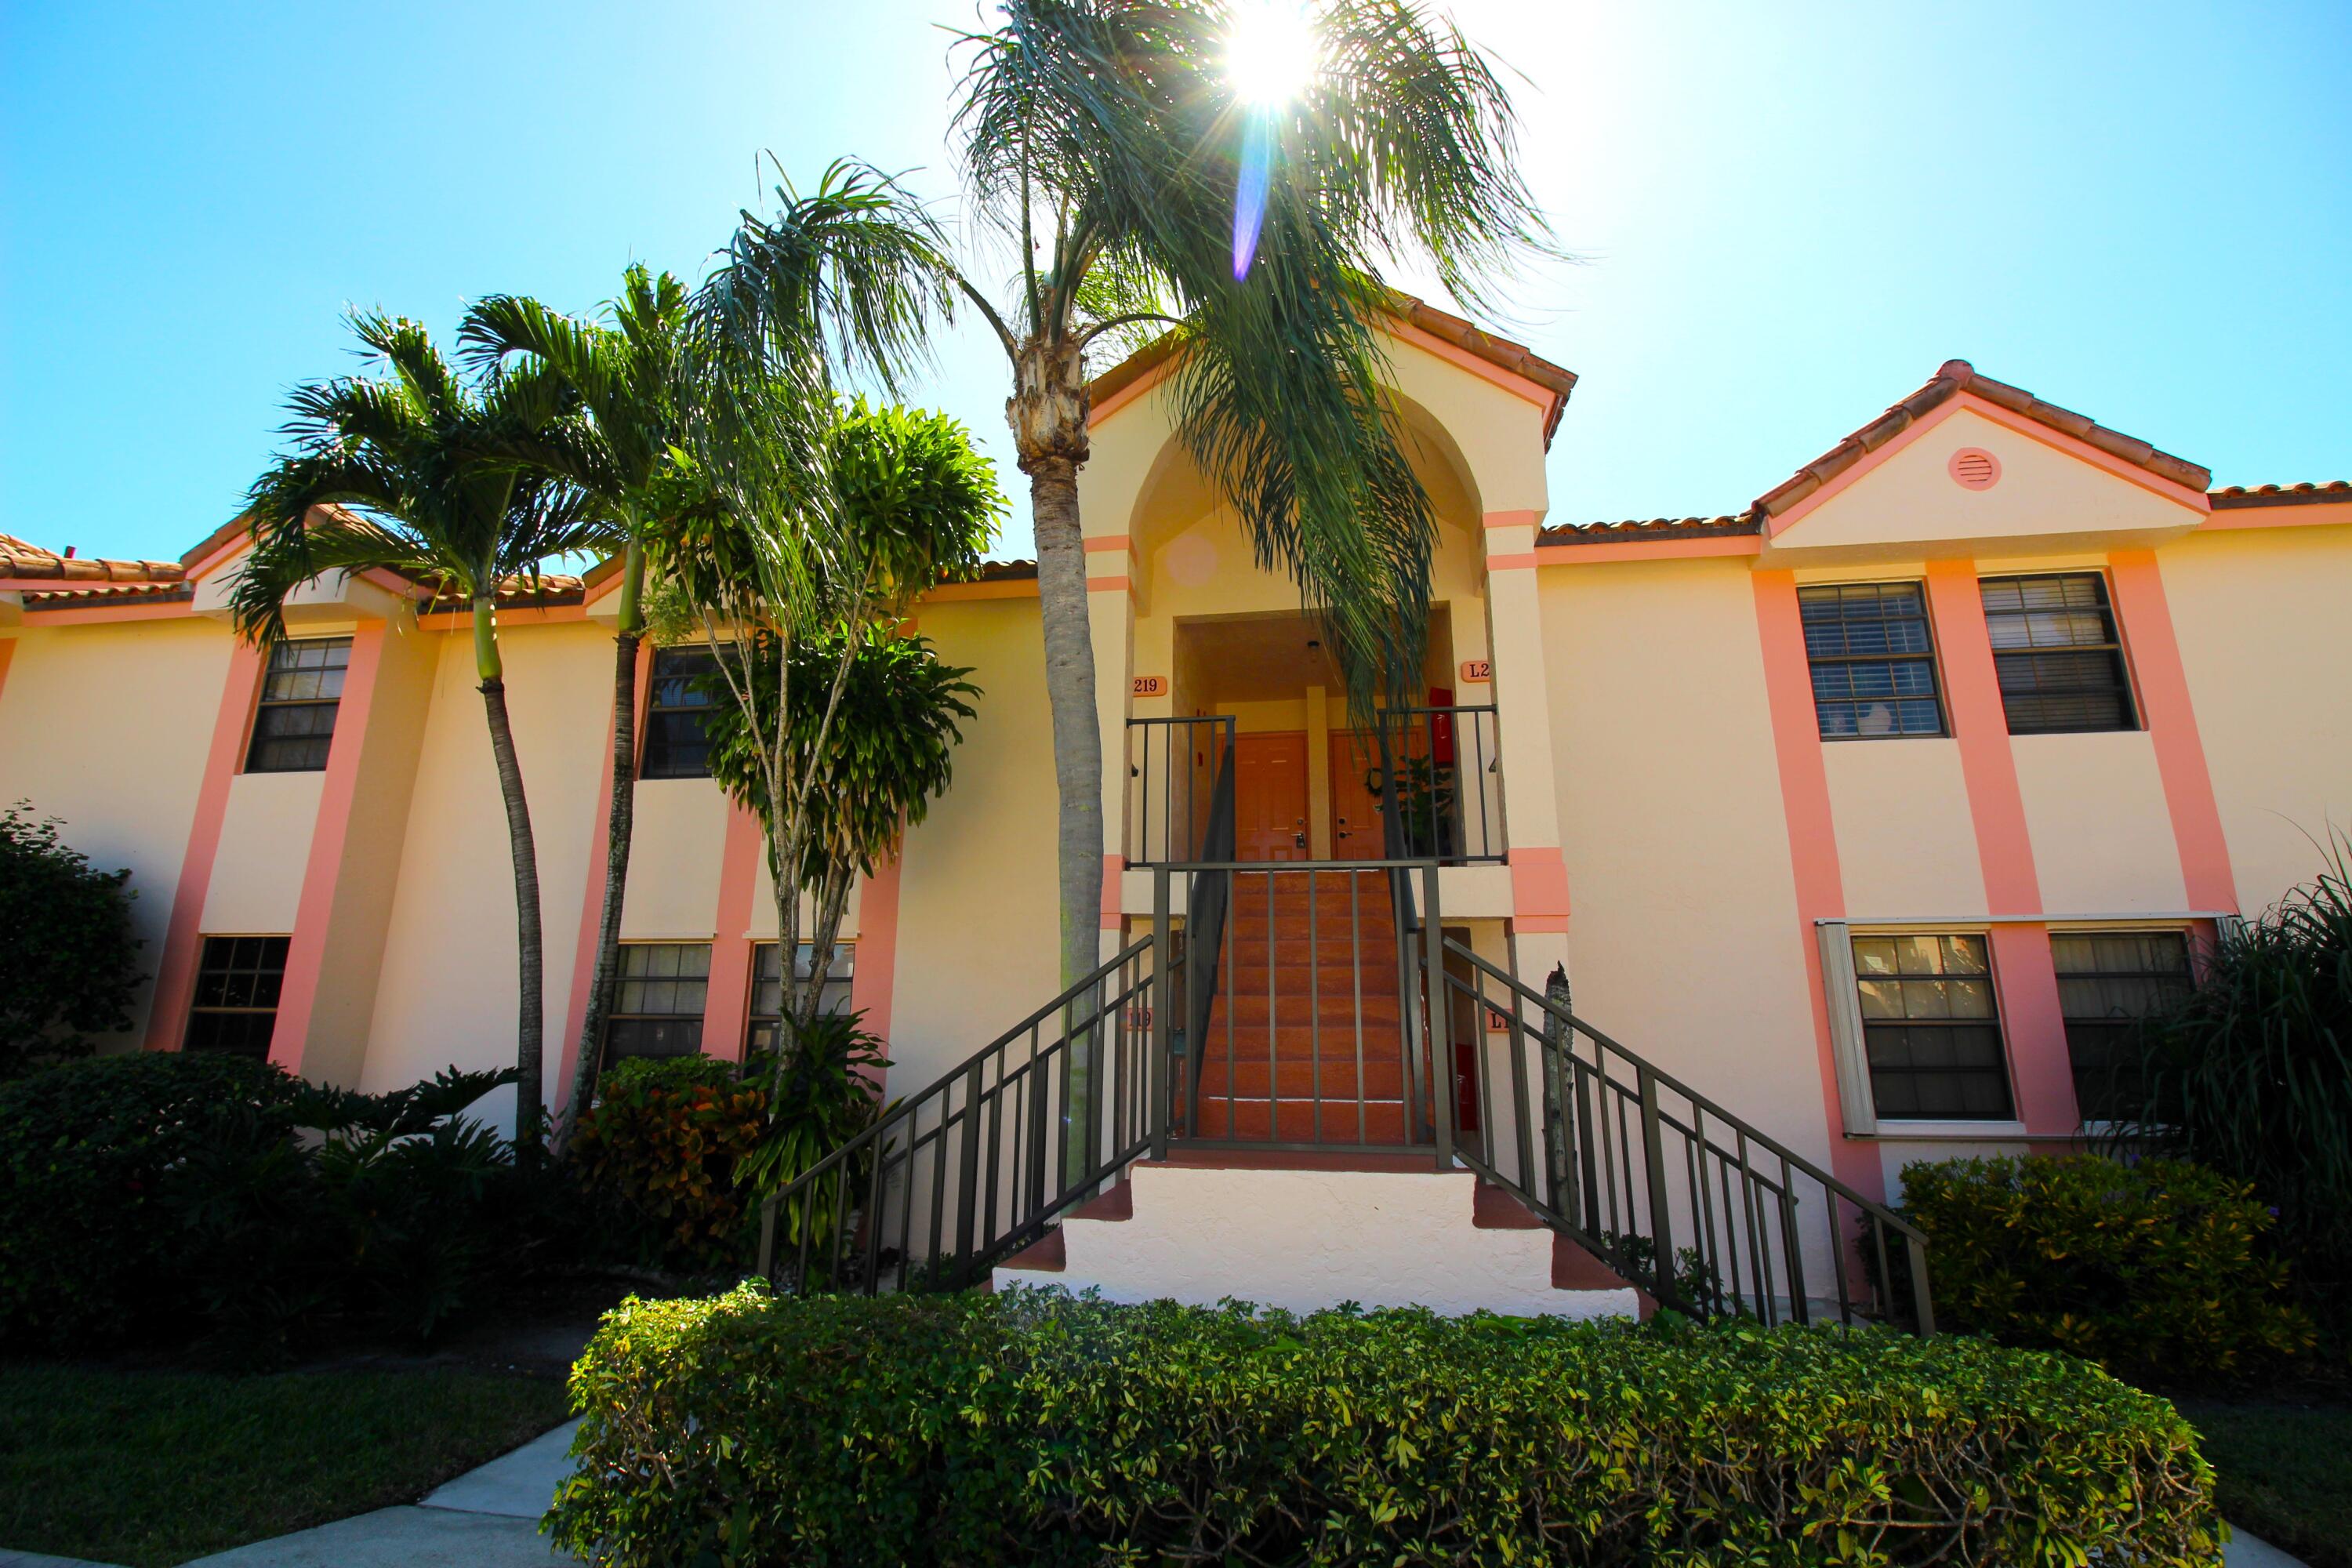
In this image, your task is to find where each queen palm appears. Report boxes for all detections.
[721,0,1552,1014]
[230,312,597,1152]
[457,266,702,1147]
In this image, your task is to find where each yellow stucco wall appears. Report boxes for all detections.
[0,615,234,1045]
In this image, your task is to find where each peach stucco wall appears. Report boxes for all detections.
[2159,523,2352,915]
[1535,556,1835,1168]
[202,771,321,933]
[0,615,232,1045]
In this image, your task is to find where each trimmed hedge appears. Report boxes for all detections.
[550,1285,2222,1566]
[1898,1155,2315,1383]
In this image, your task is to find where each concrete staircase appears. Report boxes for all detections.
[1189,870,1416,1144]
[994,1149,1640,1318]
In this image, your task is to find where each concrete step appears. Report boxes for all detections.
[993,1158,1639,1319]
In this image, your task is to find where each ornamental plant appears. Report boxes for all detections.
[568,1055,769,1272]
[550,1285,2223,1567]
[1896,1153,2315,1383]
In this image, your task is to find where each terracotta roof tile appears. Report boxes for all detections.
[1,533,187,585]
[1753,360,2211,518]
[1084,293,1577,448]
[2209,480,2352,510]
[975,558,1039,581]
[423,573,587,610]
[1538,514,1761,546]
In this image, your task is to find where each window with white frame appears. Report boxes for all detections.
[606,942,711,1060]
[2053,931,2193,1123]
[1850,932,2013,1120]
[746,941,855,1054]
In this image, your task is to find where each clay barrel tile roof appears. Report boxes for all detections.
[1,532,188,584]
[1083,293,1577,448]
[1537,514,1762,545]
[2209,480,2352,509]
[1753,360,2212,518]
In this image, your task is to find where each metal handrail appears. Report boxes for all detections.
[1127,716,1237,866]
[757,935,1160,1293]
[1436,936,1933,1334]
[1354,704,1505,866]
[1180,742,1237,1134]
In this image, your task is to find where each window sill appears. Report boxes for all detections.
[1854,1120,2086,1142]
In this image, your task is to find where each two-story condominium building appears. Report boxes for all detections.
[4,307,2347,1317]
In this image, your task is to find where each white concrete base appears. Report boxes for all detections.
[998,1160,1637,1319]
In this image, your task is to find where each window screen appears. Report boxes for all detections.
[186,935,291,1058]
[245,638,352,773]
[1798,583,1944,739]
[747,942,856,1054]
[606,942,711,1060]
[1980,574,2136,733]
[2054,931,2193,1123]
[641,646,718,779]
[1852,932,2013,1119]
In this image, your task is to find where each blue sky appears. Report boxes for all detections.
[5,1,2347,566]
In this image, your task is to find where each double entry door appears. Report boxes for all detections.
[1232,731,1388,862]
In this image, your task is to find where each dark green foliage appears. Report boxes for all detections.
[0,802,144,1078]
[696,627,979,887]
[2107,843,2352,1329]
[1897,1155,2314,1384]
[0,1052,551,1356]
[738,1011,890,1268]
[2173,1396,2352,1568]
[550,1286,2220,1567]
[0,1051,299,1346]
[568,1056,769,1273]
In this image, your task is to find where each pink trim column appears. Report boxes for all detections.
[0,637,16,702]
[267,622,386,1073]
[2107,550,2237,913]
[1751,572,1879,1196]
[702,804,763,1062]
[1922,561,2041,916]
[1922,561,2077,1132]
[846,849,905,1091]
[554,652,656,1112]
[145,641,267,1051]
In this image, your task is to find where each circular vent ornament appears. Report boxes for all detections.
[1949,447,2002,490]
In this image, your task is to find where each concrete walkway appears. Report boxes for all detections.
[172,1420,584,1567]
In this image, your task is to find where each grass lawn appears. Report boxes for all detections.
[2176,1396,2352,1568]
[0,1363,572,1568]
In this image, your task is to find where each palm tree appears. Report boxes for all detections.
[230,313,598,1152]
[456,266,706,1148]
[720,1,1552,1015]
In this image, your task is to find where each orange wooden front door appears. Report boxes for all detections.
[1327,731,1384,858]
[1233,731,1309,861]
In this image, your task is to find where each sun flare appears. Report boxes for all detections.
[1228,2,1319,106]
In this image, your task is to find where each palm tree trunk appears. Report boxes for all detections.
[474,596,546,1153]
[553,622,641,1152]
[1029,456,1105,1173]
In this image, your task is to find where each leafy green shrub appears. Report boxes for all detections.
[0,1051,299,1346]
[740,1011,890,1269]
[0,1052,550,1355]
[550,1285,2221,1567]
[568,1055,768,1272]
[1897,1154,2314,1382]
[0,803,145,1079]
[2107,843,2352,1332]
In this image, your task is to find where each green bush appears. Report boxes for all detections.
[2107,843,2352,1332]
[550,1285,2221,1567]
[0,803,146,1079]
[568,1055,768,1272]
[0,1051,300,1346]
[1898,1154,2314,1383]
[0,1052,554,1355]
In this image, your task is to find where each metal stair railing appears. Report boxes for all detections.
[757,935,1162,1294]
[1434,938,1935,1334]
[1178,739,1236,1134]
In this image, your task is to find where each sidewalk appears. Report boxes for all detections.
[170,1420,584,1567]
